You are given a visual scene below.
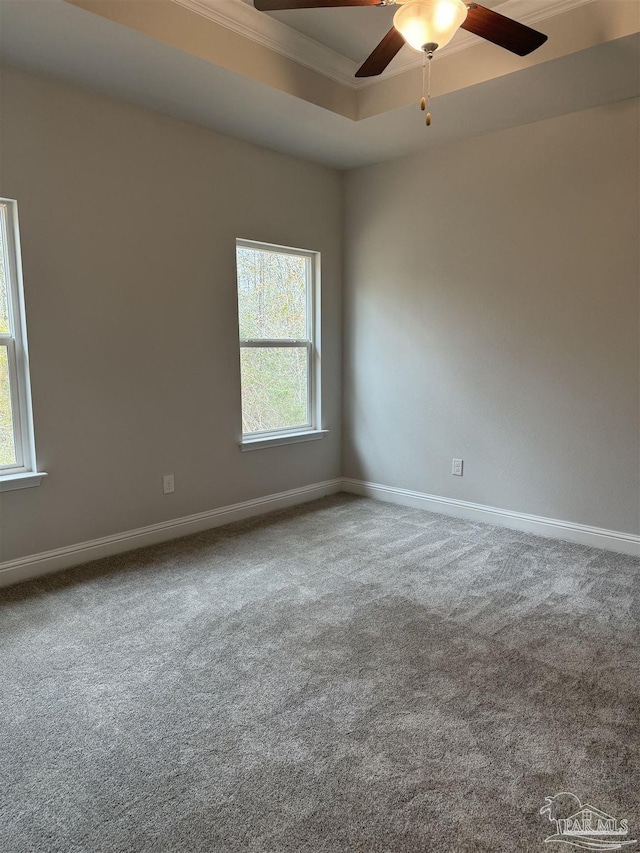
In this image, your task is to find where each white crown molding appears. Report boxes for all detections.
[342,478,640,556]
[173,0,359,86]
[0,478,342,588]
[172,0,596,89]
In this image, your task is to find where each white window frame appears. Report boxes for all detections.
[0,199,45,491]
[237,238,327,451]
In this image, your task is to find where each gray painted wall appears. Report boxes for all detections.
[0,66,343,561]
[1,67,637,564]
[343,100,639,534]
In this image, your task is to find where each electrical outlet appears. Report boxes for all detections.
[452,458,463,476]
[163,474,175,494]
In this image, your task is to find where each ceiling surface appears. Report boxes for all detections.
[0,0,638,168]
[250,0,503,64]
[250,1,400,63]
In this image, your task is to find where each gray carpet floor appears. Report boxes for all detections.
[1,494,639,852]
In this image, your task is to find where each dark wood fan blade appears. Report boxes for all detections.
[462,4,547,56]
[355,27,405,77]
[255,0,379,10]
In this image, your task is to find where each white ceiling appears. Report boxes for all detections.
[0,0,638,169]
[251,0,503,64]
[251,2,399,64]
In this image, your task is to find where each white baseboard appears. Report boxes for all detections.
[342,478,640,557]
[2,476,637,589]
[0,478,343,588]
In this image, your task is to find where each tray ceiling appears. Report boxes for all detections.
[0,0,638,167]
[240,0,504,64]
[173,0,599,85]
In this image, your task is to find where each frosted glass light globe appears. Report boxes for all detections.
[393,0,468,53]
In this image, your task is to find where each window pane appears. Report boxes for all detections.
[241,347,308,434]
[0,346,16,466]
[237,247,307,340]
[0,209,9,335]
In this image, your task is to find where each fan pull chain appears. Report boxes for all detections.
[420,46,434,126]
[425,50,432,126]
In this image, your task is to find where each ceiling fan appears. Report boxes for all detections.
[252,0,548,79]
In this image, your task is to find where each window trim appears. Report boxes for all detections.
[0,199,45,491]
[240,428,329,452]
[237,238,324,448]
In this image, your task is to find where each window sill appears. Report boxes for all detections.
[0,471,48,492]
[240,429,328,452]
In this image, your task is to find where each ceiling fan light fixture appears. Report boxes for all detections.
[393,0,468,53]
